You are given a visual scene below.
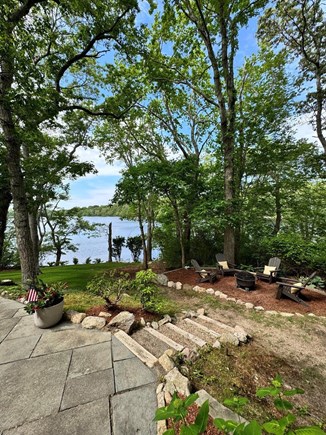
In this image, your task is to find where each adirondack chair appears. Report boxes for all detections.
[255,257,281,284]
[215,254,238,277]
[276,272,317,307]
[191,259,217,284]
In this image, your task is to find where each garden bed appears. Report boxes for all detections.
[165,269,326,316]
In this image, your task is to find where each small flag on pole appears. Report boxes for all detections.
[27,287,38,302]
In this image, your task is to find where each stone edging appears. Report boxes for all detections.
[156,273,326,320]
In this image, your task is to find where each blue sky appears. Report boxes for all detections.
[62,3,321,209]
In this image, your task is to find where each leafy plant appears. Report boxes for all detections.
[94,258,102,264]
[155,376,326,435]
[85,256,92,264]
[73,257,79,265]
[133,269,158,310]
[24,280,66,314]
[112,236,125,262]
[86,270,131,308]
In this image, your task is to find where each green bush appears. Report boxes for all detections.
[133,269,158,310]
[86,270,131,308]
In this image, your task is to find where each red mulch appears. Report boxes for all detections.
[85,305,161,323]
[165,269,326,316]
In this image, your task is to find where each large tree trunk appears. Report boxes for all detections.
[0,185,12,267]
[0,55,36,285]
[315,71,326,154]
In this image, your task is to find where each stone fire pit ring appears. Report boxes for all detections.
[235,271,256,291]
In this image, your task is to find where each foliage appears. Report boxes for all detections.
[126,236,143,262]
[113,236,125,262]
[86,270,132,308]
[94,258,102,264]
[156,376,326,435]
[73,204,131,218]
[132,269,158,310]
[24,281,66,314]
[73,257,79,265]
[85,257,92,264]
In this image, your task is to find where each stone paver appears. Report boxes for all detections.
[4,398,111,435]
[112,335,134,361]
[114,356,156,392]
[68,341,112,378]
[111,384,157,435]
[0,334,40,364]
[0,297,157,435]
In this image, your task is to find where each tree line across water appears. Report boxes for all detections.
[0,1,325,285]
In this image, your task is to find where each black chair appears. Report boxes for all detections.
[215,254,238,277]
[255,257,281,284]
[276,272,317,307]
[191,259,217,284]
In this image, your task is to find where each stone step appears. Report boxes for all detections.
[184,318,221,339]
[164,323,206,347]
[144,327,184,352]
[131,328,170,358]
[114,330,158,368]
[197,315,235,333]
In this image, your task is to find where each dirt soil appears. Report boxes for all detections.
[85,305,160,323]
[165,268,326,316]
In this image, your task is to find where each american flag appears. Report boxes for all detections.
[27,287,38,302]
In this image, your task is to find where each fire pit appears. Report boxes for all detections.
[235,271,256,291]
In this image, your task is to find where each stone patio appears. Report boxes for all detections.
[0,297,157,435]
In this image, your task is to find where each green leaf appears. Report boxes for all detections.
[194,399,209,433]
[184,393,199,408]
[243,421,262,435]
[214,418,238,431]
[294,427,326,435]
[279,414,296,427]
[271,374,283,388]
[263,421,285,435]
[180,424,199,435]
[154,407,179,421]
[274,398,293,411]
[283,388,305,396]
[256,387,279,398]
[163,430,175,435]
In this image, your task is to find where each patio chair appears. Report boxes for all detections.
[215,253,238,277]
[276,272,317,307]
[255,257,281,284]
[191,259,217,284]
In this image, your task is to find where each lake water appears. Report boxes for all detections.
[42,216,160,265]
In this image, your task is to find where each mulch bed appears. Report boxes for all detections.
[164,269,326,316]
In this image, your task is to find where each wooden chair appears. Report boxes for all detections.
[276,272,317,307]
[191,259,217,284]
[255,257,281,284]
[215,253,238,277]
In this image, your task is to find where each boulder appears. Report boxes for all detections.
[183,284,193,292]
[167,281,176,288]
[98,312,112,319]
[66,310,86,324]
[140,317,146,326]
[151,321,159,330]
[219,294,228,299]
[175,282,183,290]
[158,315,172,327]
[206,288,215,295]
[254,306,265,311]
[212,340,221,349]
[164,367,190,397]
[108,311,136,334]
[82,316,105,330]
[245,302,254,309]
[234,325,249,343]
[226,297,237,302]
[156,274,169,286]
[159,353,175,372]
[197,308,205,316]
[219,332,239,346]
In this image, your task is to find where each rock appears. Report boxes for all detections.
[167,281,175,288]
[245,302,254,309]
[212,340,221,349]
[180,365,189,376]
[219,294,228,299]
[183,284,193,292]
[307,313,316,317]
[156,383,164,394]
[159,353,175,372]
[226,297,236,302]
[165,349,175,358]
[234,325,248,343]
[164,390,172,404]
[254,305,265,311]
[295,313,305,317]
[266,310,279,315]
[164,367,191,397]
[214,290,223,297]
[146,322,151,327]
[158,315,172,327]
[236,299,244,305]
[66,310,87,324]
[1,291,8,296]
[156,274,168,286]
[140,317,146,326]
[279,312,294,317]
[98,312,112,319]
[219,332,239,346]
[193,286,201,292]
[151,321,159,330]
[206,288,215,295]
[82,316,106,330]
[108,311,136,334]
[181,348,191,358]
[197,308,205,316]
[197,286,206,293]
[175,282,183,290]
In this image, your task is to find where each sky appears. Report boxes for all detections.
[61,4,322,209]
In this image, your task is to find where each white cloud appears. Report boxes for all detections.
[76,147,125,177]
[63,184,117,209]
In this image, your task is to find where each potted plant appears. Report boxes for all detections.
[24,280,66,328]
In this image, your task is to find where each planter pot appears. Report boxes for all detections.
[33,298,64,329]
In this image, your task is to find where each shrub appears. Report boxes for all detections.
[94,258,102,264]
[86,271,131,308]
[85,256,92,264]
[73,257,79,265]
[133,269,158,310]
